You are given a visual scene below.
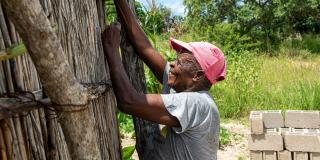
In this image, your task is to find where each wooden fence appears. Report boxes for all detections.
[0,0,120,159]
[0,0,73,159]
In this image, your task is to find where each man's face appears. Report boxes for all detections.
[168,53,199,92]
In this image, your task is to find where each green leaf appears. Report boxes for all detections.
[0,43,27,61]
[122,146,135,160]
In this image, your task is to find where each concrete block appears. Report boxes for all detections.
[250,151,263,160]
[249,128,284,151]
[278,150,292,160]
[263,151,277,160]
[284,128,320,152]
[285,110,320,128]
[250,111,264,134]
[262,110,284,128]
[293,152,308,160]
[310,153,320,160]
[279,127,292,136]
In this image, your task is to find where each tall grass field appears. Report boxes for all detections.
[212,55,320,118]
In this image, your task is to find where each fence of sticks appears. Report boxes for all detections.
[0,0,83,159]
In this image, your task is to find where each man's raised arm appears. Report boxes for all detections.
[114,0,167,82]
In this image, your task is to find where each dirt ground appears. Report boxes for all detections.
[218,122,249,160]
[121,120,250,160]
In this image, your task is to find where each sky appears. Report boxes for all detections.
[136,0,186,16]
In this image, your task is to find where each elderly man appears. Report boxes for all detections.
[102,0,226,159]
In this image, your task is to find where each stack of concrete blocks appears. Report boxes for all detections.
[249,110,320,160]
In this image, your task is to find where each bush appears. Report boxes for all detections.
[207,23,261,53]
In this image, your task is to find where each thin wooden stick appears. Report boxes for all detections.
[8,118,22,159]
[26,114,40,160]
[0,126,8,160]
[21,114,32,159]
[30,110,46,159]
[0,4,15,92]
[1,119,13,159]
[38,108,48,157]
[0,4,12,47]
[13,116,28,160]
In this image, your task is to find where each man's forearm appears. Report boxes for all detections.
[114,0,167,82]
[114,0,153,52]
[105,49,138,109]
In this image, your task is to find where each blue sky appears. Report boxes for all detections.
[136,0,186,16]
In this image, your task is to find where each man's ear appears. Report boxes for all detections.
[192,71,204,82]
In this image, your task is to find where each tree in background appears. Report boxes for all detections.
[183,0,320,53]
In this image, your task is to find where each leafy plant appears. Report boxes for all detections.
[136,0,172,35]
[118,112,134,134]
[219,127,231,148]
[122,146,135,160]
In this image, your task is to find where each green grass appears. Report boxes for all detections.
[212,55,320,118]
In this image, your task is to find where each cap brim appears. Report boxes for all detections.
[169,38,193,53]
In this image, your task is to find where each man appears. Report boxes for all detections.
[102,0,226,159]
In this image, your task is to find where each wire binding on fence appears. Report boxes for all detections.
[0,81,112,119]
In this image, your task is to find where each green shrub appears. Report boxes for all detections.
[207,23,261,53]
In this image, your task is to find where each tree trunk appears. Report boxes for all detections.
[119,1,161,159]
[1,0,121,159]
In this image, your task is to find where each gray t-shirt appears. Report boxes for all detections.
[154,63,220,160]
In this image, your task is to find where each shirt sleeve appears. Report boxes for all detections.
[161,92,209,133]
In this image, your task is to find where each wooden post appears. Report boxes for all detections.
[119,0,162,159]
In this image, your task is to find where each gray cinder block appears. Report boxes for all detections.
[262,110,284,128]
[250,111,264,134]
[263,151,277,160]
[285,110,320,128]
[249,128,284,151]
[293,152,308,160]
[250,151,263,160]
[279,127,292,136]
[278,150,292,160]
[284,129,320,152]
[310,152,320,160]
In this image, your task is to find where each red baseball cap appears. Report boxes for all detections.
[169,37,227,85]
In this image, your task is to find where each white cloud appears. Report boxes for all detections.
[169,1,185,16]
